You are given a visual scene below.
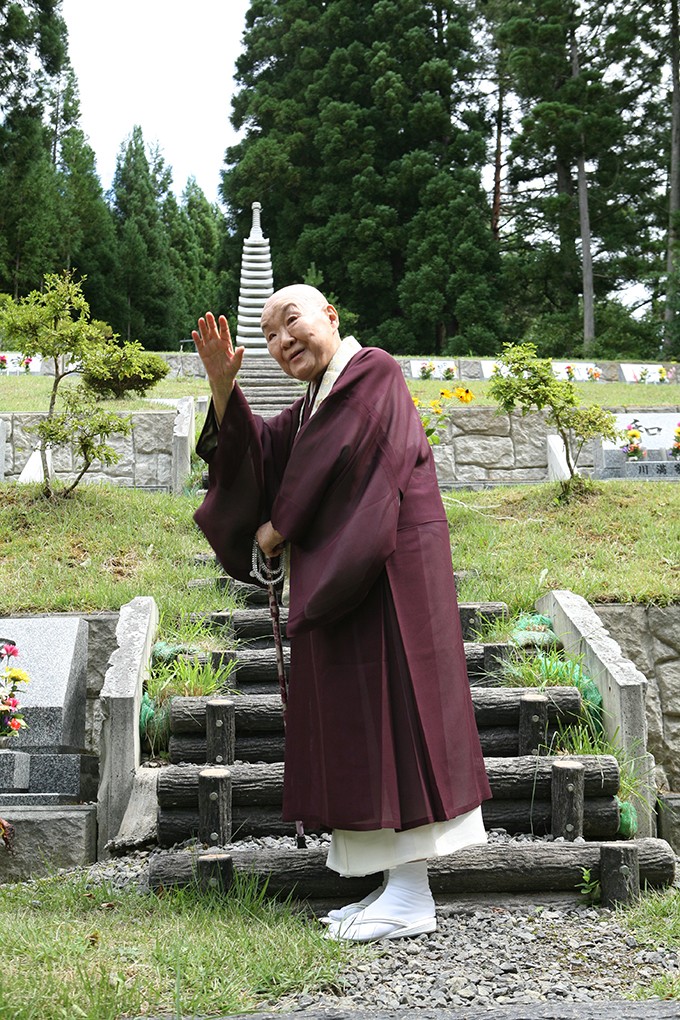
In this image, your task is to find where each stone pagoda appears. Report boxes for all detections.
[235,202,274,354]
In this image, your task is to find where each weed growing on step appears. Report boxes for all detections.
[0,870,348,1020]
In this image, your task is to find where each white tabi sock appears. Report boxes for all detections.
[321,875,386,924]
[328,860,436,942]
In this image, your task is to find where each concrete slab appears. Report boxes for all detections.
[97,596,158,856]
[0,617,88,750]
[109,766,158,850]
[0,804,96,882]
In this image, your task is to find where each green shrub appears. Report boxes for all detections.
[82,343,169,398]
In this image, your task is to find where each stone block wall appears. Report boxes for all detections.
[595,604,680,793]
[432,408,596,487]
[1,400,193,494]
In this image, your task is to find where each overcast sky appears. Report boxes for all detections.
[61,0,251,204]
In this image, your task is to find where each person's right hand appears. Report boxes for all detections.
[192,312,245,388]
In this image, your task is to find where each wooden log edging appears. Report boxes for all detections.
[147,837,675,897]
[169,687,583,735]
[157,755,620,809]
[157,796,620,846]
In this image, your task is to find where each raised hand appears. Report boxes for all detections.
[192,312,245,424]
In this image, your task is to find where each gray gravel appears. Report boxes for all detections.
[71,832,680,1014]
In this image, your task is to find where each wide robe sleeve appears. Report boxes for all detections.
[193,384,303,584]
[272,348,434,636]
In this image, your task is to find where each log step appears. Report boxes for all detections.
[168,727,528,763]
[205,601,508,644]
[157,796,620,845]
[148,837,676,897]
[197,642,512,688]
[169,687,583,736]
[158,755,620,807]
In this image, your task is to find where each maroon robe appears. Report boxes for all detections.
[195,346,491,831]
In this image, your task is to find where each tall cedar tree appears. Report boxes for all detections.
[222,0,502,354]
[489,0,667,357]
[0,0,68,296]
[109,127,182,349]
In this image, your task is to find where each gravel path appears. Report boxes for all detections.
[79,832,680,1014]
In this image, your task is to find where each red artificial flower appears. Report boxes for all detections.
[9,718,22,730]
[1,645,18,658]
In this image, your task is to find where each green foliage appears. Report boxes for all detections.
[82,343,169,399]
[488,341,619,495]
[224,0,501,355]
[0,272,137,496]
[576,867,601,905]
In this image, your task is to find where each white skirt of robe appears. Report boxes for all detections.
[326,805,487,877]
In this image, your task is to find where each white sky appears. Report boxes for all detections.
[60,0,251,204]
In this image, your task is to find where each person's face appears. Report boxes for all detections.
[261,290,340,382]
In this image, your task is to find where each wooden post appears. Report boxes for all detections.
[206,698,236,765]
[197,853,234,894]
[600,843,640,907]
[518,693,549,755]
[551,760,585,839]
[198,767,232,847]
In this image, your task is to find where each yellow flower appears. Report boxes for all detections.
[429,399,443,412]
[412,397,421,407]
[627,429,641,439]
[5,668,30,685]
[439,388,453,399]
[455,387,475,404]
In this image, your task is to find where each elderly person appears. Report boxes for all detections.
[193,285,490,942]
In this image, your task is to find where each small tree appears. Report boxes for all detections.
[82,344,169,399]
[488,342,618,497]
[1,272,134,497]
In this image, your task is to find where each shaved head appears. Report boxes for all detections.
[261,284,328,326]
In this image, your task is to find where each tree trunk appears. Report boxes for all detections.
[491,71,504,242]
[571,25,595,352]
[665,0,680,352]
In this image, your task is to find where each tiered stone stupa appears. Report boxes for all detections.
[235,202,274,355]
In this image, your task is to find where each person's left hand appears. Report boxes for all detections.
[256,521,286,559]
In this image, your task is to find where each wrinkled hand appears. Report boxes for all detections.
[192,312,245,423]
[192,312,245,388]
[256,521,286,559]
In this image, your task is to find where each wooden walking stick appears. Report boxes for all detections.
[251,542,307,848]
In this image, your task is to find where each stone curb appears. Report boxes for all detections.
[137,1002,680,1020]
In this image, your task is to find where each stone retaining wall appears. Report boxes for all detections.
[432,408,597,487]
[1,397,194,494]
[594,604,680,793]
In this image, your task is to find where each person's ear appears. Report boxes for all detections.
[327,303,339,330]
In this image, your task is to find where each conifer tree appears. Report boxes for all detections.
[223,0,501,353]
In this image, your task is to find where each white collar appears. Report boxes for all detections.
[308,335,362,418]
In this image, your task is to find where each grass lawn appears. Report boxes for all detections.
[3,370,680,412]
[0,873,347,1020]
[446,480,680,615]
[1,479,678,621]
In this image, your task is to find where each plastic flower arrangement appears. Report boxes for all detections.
[0,355,6,372]
[621,424,645,461]
[443,366,456,381]
[413,387,475,445]
[636,367,649,384]
[565,364,575,381]
[419,361,436,380]
[0,643,29,739]
[670,422,680,460]
[19,356,32,373]
[658,366,668,383]
[587,365,602,381]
